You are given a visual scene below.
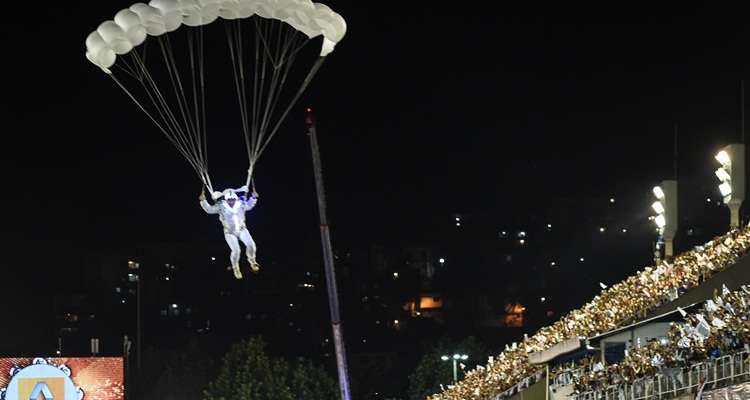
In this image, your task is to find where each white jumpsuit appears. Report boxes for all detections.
[200,192,258,278]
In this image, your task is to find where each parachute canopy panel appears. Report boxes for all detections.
[85,0,347,71]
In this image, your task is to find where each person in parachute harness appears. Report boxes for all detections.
[199,185,260,279]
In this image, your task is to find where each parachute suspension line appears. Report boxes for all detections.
[113,56,140,80]
[131,51,196,165]
[113,64,139,80]
[131,51,189,151]
[251,21,308,156]
[225,22,252,159]
[235,20,252,155]
[109,74,168,142]
[256,56,326,160]
[243,18,264,183]
[109,73,206,188]
[187,30,205,172]
[223,17,319,188]
[255,22,298,151]
[247,55,326,188]
[255,21,286,157]
[132,50,198,176]
[164,33,212,180]
[280,27,312,66]
[233,19,315,188]
[163,33,212,190]
[188,27,210,185]
[127,49,211,190]
[257,33,305,151]
[251,22,263,160]
[158,35,203,166]
[197,26,209,176]
[252,17,271,160]
[246,18,275,182]
[255,18,276,71]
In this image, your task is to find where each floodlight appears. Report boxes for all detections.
[715,168,731,182]
[650,180,677,259]
[716,150,731,166]
[714,144,745,228]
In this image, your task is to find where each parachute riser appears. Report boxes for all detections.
[245,162,255,189]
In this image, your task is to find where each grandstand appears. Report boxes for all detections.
[428,226,750,400]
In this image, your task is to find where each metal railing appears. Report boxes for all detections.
[493,368,547,400]
[571,351,750,400]
[551,367,587,388]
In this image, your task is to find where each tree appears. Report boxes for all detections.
[289,358,339,400]
[407,336,490,400]
[204,336,337,400]
[158,338,220,400]
[134,336,223,400]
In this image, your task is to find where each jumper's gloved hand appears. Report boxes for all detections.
[199,188,206,201]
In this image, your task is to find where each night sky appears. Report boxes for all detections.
[1,3,749,315]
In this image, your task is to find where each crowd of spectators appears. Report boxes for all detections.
[429,227,750,400]
[572,283,750,394]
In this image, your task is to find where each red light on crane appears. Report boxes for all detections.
[305,108,315,126]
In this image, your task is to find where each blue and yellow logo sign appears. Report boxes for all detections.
[3,361,80,400]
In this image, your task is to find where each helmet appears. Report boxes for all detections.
[222,189,239,201]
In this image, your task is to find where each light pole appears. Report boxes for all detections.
[650,181,677,260]
[441,353,468,384]
[127,261,141,373]
[715,145,746,228]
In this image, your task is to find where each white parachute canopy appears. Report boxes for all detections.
[85,0,346,192]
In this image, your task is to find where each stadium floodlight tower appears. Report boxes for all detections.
[715,145,746,229]
[651,181,678,259]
